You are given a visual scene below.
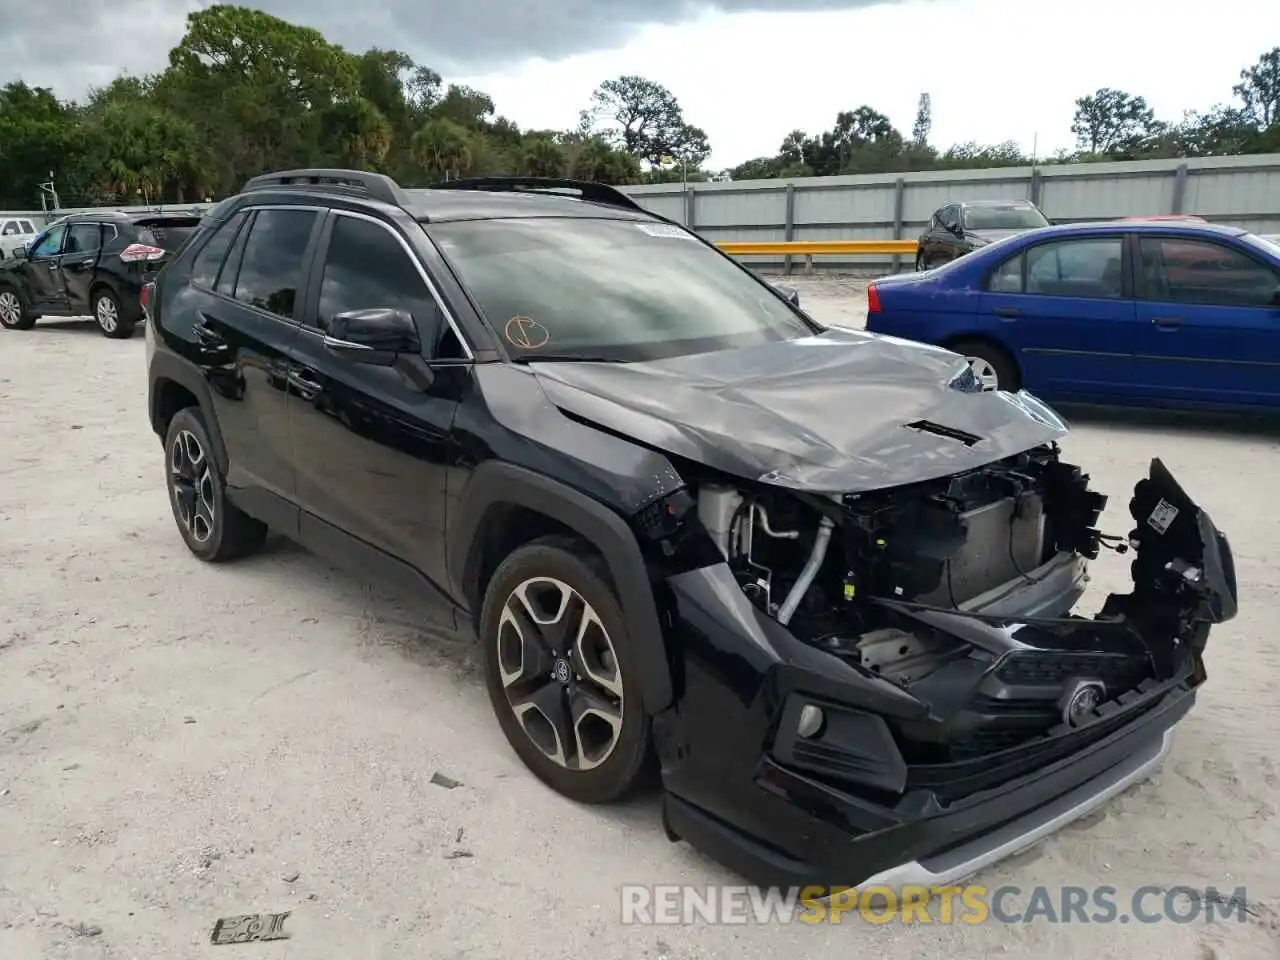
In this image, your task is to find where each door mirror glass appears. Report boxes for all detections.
[325,308,422,365]
[13,242,28,259]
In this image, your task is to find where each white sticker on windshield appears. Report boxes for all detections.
[636,223,694,240]
[1147,498,1179,535]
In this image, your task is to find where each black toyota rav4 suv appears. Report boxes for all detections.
[145,169,1238,891]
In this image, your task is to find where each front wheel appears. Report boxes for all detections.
[0,286,35,330]
[478,535,653,804]
[92,288,135,339]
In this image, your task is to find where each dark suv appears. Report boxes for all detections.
[0,210,201,337]
[915,199,1050,271]
[145,169,1237,891]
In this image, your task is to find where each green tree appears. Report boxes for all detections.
[911,92,932,145]
[433,85,496,130]
[520,137,567,177]
[569,136,642,184]
[1234,46,1280,128]
[157,4,361,192]
[1070,88,1162,156]
[584,75,711,168]
[0,82,79,207]
[411,117,474,180]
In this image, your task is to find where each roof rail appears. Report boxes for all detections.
[241,169,410,208]
[429,176,649,215]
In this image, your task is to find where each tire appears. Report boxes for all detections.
[163,407,267,562]
[478,534,653,804]
[949,338,1021,392]
[92,287,135,339]
[0,285,35,330]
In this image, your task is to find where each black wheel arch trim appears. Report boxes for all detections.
[451,460,674,714]
[148,350,230,474]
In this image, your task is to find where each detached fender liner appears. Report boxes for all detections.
[450,460,674,714]
[148,350,230,474]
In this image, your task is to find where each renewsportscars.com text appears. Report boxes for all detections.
[620,884,1251,925]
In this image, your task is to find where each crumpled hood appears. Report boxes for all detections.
[529,327,1069,494]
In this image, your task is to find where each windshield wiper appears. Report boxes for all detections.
[510,354,625,364]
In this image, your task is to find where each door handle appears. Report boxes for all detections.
[192,320,225,346]
[48,263,59,271]
[287,370,323,401]
[1150,316,1183,329]
[78,258,94,266]
[993,307,1021,319]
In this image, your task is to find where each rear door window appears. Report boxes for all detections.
[229,208,317,320]
[66,223,102,255]
[191,212,249,291]
[1024,237,1124,299]
[987,253,1024,292]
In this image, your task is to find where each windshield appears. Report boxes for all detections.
[963,204,1049,231]
[428,217,817,362]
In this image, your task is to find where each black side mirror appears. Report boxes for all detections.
[324,308,421,365]
[14,242,29,259]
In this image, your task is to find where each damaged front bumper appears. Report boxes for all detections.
[650,459,1236,890]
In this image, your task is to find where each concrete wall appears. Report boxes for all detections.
[6,153,1279,272]
[623,153,1280,272]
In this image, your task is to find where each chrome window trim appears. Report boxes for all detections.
[325,209,475,361]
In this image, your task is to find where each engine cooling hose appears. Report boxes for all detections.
[777,516,834,626]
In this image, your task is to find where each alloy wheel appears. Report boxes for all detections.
[95,295,118,333]
[496,576,624,771]
[169,429,216,543]
[0,291,21,327]
[965,356,1001,391]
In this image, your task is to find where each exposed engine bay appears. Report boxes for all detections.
[678,442,1237,766]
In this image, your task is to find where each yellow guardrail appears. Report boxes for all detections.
[715,240,919,256]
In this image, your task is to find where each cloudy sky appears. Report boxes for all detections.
[3,0,1276,167]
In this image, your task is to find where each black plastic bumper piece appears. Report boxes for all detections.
[663,678,1195,891]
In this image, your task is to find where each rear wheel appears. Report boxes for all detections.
[949,339,1021,392]
[0,287,35,330]
[164,407,267,562]
[92,287,135,339]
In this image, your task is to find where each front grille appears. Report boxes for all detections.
[995,650,1152,689]
[901,686,1172,798]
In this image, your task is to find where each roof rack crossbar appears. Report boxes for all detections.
[241,169,410,208]
[428,176,649,215]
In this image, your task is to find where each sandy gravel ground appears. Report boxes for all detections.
[2,283,1279,959]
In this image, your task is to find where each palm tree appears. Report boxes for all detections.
[410,118,473,181]
[520,137,566,177]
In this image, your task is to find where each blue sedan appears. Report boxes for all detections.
[864,220,1280,410]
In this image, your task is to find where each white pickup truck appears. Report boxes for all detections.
[0,216,41,260]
